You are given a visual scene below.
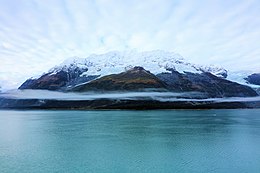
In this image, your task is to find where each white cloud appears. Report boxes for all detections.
[0,0,259,89]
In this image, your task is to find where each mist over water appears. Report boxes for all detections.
[1,89,260,103]
[0,89,207,100]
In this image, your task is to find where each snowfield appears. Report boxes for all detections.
[48,50,228,78]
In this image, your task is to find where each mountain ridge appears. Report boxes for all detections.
[18,50,258,98]
[19,50,228,90]
[48,50,228,78]
[71,66,167,92]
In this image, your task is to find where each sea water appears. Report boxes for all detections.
[0,110,260,173]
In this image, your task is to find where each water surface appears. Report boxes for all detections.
[0,110,260,173]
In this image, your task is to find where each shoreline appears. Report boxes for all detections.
[1,98,260,110]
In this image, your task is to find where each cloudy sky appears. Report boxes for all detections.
[0,0,260,89]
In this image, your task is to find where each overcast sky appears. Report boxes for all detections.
[0,0,260,89]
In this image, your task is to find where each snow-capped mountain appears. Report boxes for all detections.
[18,50,259,98]
[49,50,228,78]
[19,50,230,91]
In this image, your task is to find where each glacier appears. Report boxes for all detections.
[48,50,228,78]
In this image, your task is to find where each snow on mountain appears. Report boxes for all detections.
[48,50,227,78]
[227,71,260,88]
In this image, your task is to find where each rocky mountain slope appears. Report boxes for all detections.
[69,66,257,97]
[245,73,260,86]
[72,66,167,92]
[156,70,257,97]
[19,70,99,90]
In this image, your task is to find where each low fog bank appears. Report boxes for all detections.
[0,89,206,100]
[0,89,260,103]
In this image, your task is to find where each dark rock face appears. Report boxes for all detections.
[19,70,99,91]
[19,71,68,90]
[72,66,167,92]
[245,73,260,85]
[157,71,258,97]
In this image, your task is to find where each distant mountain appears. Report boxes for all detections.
[245,73,260,86]
[19,50,228,91]
[69,66,256,97]
[157,70,257,98]
[226,71,260,96]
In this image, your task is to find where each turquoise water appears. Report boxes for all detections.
[0,110,260,173]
